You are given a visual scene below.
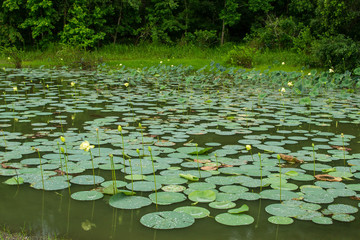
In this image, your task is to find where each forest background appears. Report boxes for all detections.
[1,0,360,72]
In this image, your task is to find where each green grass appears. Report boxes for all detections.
[0,43,320,73]
[0,224,70,240]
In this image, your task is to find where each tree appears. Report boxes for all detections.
[59,0,106,49]
[219,0,241,45]
[20,0,58,47]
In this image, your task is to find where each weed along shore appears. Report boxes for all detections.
[0,65,359,239]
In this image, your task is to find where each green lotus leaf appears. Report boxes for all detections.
[188,190,216,203]
[174,206,210,219]
[215,213,254,226]
[140,211,195,229]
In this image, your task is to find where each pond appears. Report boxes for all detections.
[0,67,360,240]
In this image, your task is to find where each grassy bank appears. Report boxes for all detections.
[0,43,317,72]
[0,225,69,240]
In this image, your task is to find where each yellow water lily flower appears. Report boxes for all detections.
[124,82,129,87]
[287,82,293,87]
[80,140,94,152]
[246,145,252,151]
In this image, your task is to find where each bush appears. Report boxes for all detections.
[245,16,299,50]
[193,30,217,48]
[0,46,23,68]
[311,35,360,72]
[224,46,257,68]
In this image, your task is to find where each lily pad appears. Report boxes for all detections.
[148,192,186,205]
[71,191,104,201]
[209,201,236,209]
[188,190,216,203]
[109,193,152,209]
[174,206,210,219]
[268,216,294,225]
[215,213,254,226]
[140,211,195,229]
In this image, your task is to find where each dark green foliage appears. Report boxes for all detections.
[0,46,22,68]
[224,46,257,68]
[0,0,359,72]
[311,35,360,72]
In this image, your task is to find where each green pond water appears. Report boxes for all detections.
[0,68,360,240]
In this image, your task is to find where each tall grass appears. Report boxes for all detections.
[0,42,320,72]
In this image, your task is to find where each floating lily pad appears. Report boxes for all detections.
[209,201,236,209]
[188,190,216,203]
[332,214,355,222]
[268,216,294,225]
[148,192,186,205]
[327,204,358,214]
[174,206,210,219]
[31,178,70,191]
[71,191,104,201]
[161,185,186,192]
[215,213,254,226]
[312,216,333,225]
[70,175,104,185]
[265,204,307,217]
[109,193,152,209]
[140,211,195,229]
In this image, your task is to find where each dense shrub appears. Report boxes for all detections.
[246,16,299,49]
[311,35,360,72]
[224,46,257,68]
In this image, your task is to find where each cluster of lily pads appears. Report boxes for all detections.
[0,66,360,230]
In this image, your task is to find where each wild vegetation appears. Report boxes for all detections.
[0,0,360,72]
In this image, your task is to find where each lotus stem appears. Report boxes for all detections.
[277,154,282,202]
[258,152,262,191]
[109,154,117,194]
[96,128,101,156]
[148,146,158,209]
[118,125,126,174]
[136,148,143,175]
[129,158,134,194]
[36,148,45,190]
[89,149,96,186]
[312,143,316,177]
[195,144,201,178]
[139,123,145,157]
[57,141,64,172]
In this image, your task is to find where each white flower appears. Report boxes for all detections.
[281,87,286,93]
[13,86,17,91]
[160,61,163,64]
[329,68,334,73]
[287,82,293,87]
[282,62,285,65]
[80,140,94,152]
[119,63,122,66]
[7,57,11,60]
[70,82,75,87]
[308,72,311,76]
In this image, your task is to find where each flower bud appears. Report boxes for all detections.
[60,136,65,143]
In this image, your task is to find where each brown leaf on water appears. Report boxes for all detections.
[1,163,19,169]
[201,166,218,171]
[279,154,304,163]
[315,174,342,182]
[194,159,211,164]
[54,169,66,176]
[331,145,351,151]
[350,196,360,200]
